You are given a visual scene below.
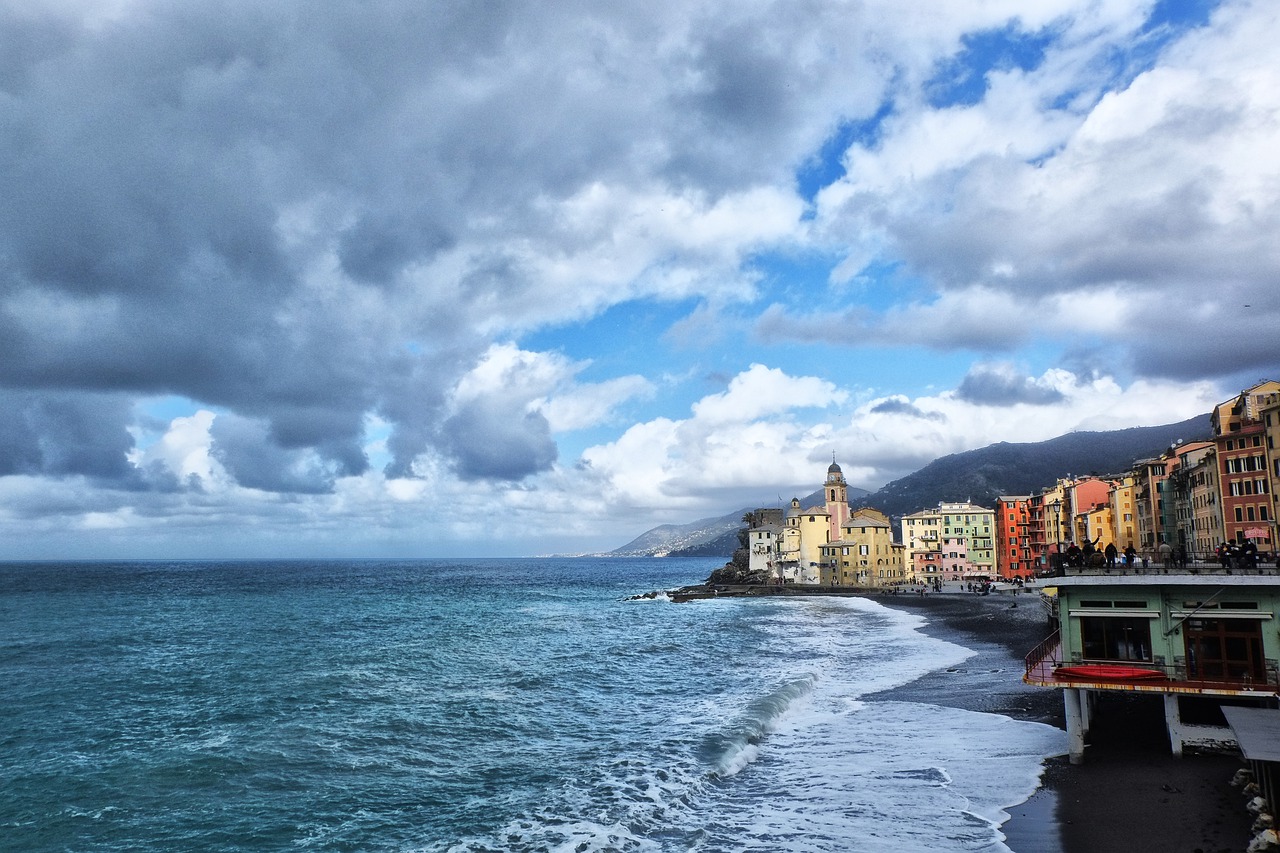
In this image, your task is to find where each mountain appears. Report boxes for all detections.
[855,414,1210,519]
[611,414,1210,558]
[609,486,871,557]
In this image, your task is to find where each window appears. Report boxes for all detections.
[1185,619,1265,682]
[1081,616,1152,661]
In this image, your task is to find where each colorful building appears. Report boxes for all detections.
[1212,381,1280,552]
[818,509,905,587]
[995,495,1035,580]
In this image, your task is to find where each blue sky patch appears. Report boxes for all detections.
[925,24,1054,109]
[796,100,896,206]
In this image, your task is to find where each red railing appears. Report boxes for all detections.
[1024,629,1060,678]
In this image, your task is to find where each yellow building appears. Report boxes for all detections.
[1107,475,1137,550]
[819,509,904,587]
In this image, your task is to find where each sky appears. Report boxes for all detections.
[1,0,1276,559]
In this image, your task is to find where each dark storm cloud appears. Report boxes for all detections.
[0,1,896,494]
[869,397,947,421]
[209,414,342,494]
[441,398,558,481]
[0,391,138,480]
[955,365,1065,406]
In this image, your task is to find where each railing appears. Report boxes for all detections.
[1024,629,1060,678]
[1044,552,1280,577]
[1024,634,1280,693]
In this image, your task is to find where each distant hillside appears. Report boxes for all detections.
[609,487,871,557]
[611,414,1210,558]
[855,414,1210,519]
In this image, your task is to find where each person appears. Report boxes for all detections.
[1242,540,1258,572]
[1065,542,1082,568]
[1104,542,1118,571]
[1124,543,1136,568]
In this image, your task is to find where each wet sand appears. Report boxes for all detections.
[871,589,1254,853]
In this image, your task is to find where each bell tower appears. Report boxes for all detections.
[824,456,851,536]
[825,457,847,505]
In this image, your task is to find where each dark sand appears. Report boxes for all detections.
[869,589,1255,853]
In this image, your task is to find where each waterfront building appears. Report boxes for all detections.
[818,509,904,587]
[1080,503,1113,553]
[1186,447,1225,556]
[745,508,784,580]
[1067,477,1114,547]
[1212,381,1280,552]
[752,461,894,586]
[1108,474,1138,552]
[1031,483,1069,574]
[1024,566,1280,765]
[785,496,830,583]
[900,508,941,581]
[939,535,970,581]
[913,548,943,582]
[1162,441,1216,557]
[1264,392,1280,549]
[995,495,1035,580]
[900,502,994,581]
[1133,455,1172,552]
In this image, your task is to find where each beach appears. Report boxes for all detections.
[871,588,1254,853]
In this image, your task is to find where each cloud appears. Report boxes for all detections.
[0,390,140,481]
[210,413,347,494]
[955,363,1067,406]
[810,0,1280,377]
[0,1,1272,556]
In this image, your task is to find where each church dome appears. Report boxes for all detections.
[828,461,842,474]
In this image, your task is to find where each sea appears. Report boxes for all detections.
[0,557,1067,852]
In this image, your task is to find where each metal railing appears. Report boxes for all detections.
[1024,629,1060,678]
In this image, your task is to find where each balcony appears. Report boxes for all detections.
[1024,632,1280,695]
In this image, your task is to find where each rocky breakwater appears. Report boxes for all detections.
[627,563,876,603]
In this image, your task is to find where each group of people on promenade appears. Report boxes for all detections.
[1056,534,1277,573]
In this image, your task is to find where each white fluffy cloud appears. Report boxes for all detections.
[0,0,1273,557]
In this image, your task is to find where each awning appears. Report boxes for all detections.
[1222,706,1280,763]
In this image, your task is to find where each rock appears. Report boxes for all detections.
[1248,828,1278,853]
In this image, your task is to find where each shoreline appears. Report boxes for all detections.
[866,588,1253,853]
[663,582,1255,852]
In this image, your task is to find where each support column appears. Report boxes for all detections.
[1164,693,1183,758]
[1079,688,1091,736]
[1064,688,1086,765]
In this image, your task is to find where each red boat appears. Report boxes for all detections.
[1055,664,1166,681]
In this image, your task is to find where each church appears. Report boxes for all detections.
[747,461,906,587]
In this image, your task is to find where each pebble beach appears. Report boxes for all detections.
[871,587,1255,853]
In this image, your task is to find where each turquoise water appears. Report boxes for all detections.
[0,558,1064,852]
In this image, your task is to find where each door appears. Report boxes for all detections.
[1184,618,1265,683]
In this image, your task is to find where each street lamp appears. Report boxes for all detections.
[1050,499,1062,575]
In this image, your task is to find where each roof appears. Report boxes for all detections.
[1050,574,1280,589]
[1222,707,1280,763]
[843,518,890,529]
